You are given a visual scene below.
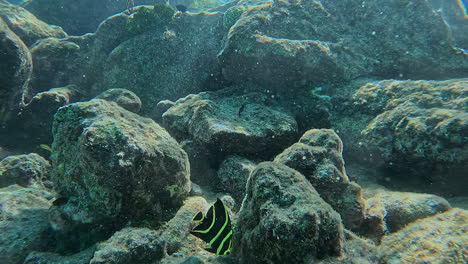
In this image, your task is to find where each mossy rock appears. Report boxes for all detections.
[126,4,175,35]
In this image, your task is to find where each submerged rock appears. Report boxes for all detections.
[341,79,468,195]
[0,185,53,264]
[0,16,32,128]
[163,86,298,156]
[24,247,95,264]
[101,10,224,113]
[20,0,154,35]
[50,99,190,238]
[90,227,165,264]
[19,84,81,144]
[233,162,344,263]
[0,1,66,47]
[217,155,256,206]
[274,129,365,230]
[219,0,467,89]
[0,152,50,188]
[363,190,451,242]
[378,208,467,263]
[95,88,142,113]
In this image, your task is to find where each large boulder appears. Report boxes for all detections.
[364,190,451,243]
[217,155,256,206]
[18,85,81,144]
[0,2,66,46]
[219,0,468,89]
[101,7,225,113]
[95,88,142,113]
[233,162,344,263]
[49,99,190,237]
[274,129,365,230]
[378,208,467,263]
[337,79,468,195]
[0,153,50,188]
[0,185,53,264]
[0,16,32,130]
[162,86,298,156]
[20,0,155,35]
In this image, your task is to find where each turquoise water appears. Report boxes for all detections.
[0,0,467,263]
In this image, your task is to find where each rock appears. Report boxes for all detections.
[233,162,344,263]
[217,155,256,206]
[0,17,32,129]
[29,37,82,94]
[19,85,81,144]
[274,129,365,230]
[101,9,225,113]
[20,0,155,35]
[428,0,468,48]
[0,185,53,264]
[95,88,142,113]
[378,208,468,263]
[24,247,95,264]
[363,190,451,242]
[0,2,66,47]
[49,99,190,239]
[0,153,50,188]
[152,99,175,123]
[219,0,468,90]
[90,227,165,264]
[160,196,208,255]
[351,79,468,195]
[162,86,298,156]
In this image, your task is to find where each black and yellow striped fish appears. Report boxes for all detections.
[191,198,232,255]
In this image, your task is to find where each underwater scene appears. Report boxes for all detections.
[0,0,467,263]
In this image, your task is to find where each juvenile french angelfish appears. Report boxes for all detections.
[191,198,233,255]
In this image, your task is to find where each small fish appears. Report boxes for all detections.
[191,198,232,255]
[39,144,52,152]
[176,4,187,13]
[456,0,468,19]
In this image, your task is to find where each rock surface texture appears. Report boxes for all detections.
[50,99,190,232]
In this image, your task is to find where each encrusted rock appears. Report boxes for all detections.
[0,17,32,128]
[90,227,165,264]
[233,162,344,263]
[50,99,190,233]
[101,10,224,113]
[0,152,50,188]
[217,155,256,206]
[0,185,53,264]
[351,79,468,195]
[20,0,154,35]
[163,87,298,156]
[19,84,81,144]
[378,208,467,263]
[24,247,95,264]
[0,1,66,47]
[274,129,365,229]
[363,190,451,242]
[219,0,467,89]
[95,88,142,113]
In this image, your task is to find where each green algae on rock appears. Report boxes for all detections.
[274,129,365,230]
[233,162,344,263]
[50,99,190,236]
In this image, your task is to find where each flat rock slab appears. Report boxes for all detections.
[163,87,298,155]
